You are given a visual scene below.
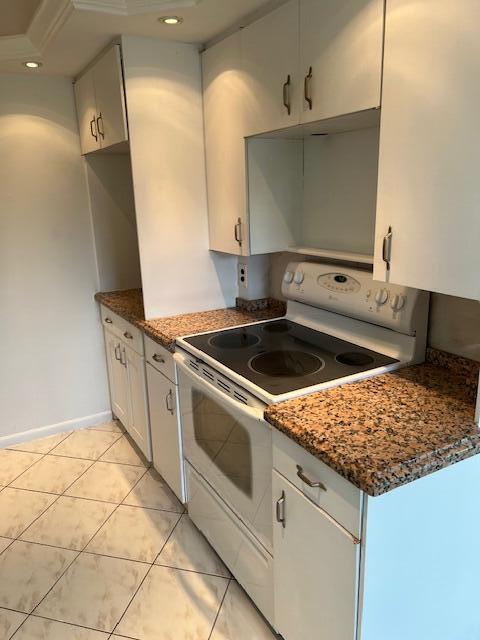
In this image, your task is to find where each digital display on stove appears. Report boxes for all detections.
[184,319,399,396]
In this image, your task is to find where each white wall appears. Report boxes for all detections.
[121,35,237,319]
[86,153,142,292]
[428,294,480,361]
[0,74,110,442]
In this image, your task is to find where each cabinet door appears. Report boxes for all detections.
[93,45,128,149]
[105,331,129,428]
[374,0,480,300]
[202,32,249,255]
[242,0,300,136]
[74,67,100,155]
[299,0,383,123]
[124,344,151,461]
[146,363,184,501]
[273,471,359,640]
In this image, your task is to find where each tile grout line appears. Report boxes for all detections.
[5,429,73,456]
[207,577,233,640]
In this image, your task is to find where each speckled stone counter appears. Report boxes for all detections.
[95,289,286,352]
[265,351,480,497]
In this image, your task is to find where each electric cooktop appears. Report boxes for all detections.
[184,319,398,396]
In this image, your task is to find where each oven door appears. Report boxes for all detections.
[175,354,273,552]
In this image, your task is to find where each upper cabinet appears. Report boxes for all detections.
[374,0,480,300]
[242,1,300,137]
[202,32,249,255]
[74,44,128,155]
[299,0,384,123]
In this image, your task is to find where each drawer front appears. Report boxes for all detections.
[100,305,143,355]
[273,430,362,538]
[145,335,175,383]
[186,462,274,626]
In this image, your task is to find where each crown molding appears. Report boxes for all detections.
[71,0,201,15]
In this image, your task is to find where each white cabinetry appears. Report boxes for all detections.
[299,0,384,123]
[74,44,128,155]
[273,471,359,640]
[374,0,480,300]
[202,32,248,255]
[100,305,151,460]
[145,337,184,502]
[242,1,300,136]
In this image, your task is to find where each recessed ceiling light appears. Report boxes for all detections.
[24,61,42,69]
[159,15,183,25]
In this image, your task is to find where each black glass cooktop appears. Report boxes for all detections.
[184,319,398,396]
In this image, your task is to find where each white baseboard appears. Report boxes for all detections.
[0,410,113,449]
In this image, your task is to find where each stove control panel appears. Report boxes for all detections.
[282,262,429,336]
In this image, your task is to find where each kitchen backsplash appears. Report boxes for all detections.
[268,252,480,362]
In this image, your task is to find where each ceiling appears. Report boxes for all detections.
[0,0,285,76]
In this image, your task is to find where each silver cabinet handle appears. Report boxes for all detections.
[152,354,165,364]
[120,347,127,367]
[296,465,327,491]
[90,116,98,141]
[165,389,174,415]
[123,331,133,340]
[114,344,121,361]
[234,218,242,246]
[105,317,113,324]
[282,74,291,115]
[96,112,105,139]
[382,226,393,272]
[304,66,313,110]
[276,491,286,528]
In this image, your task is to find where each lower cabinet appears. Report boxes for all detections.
[146,361,184,502]
[104,328,129,428]
[273,470,359,640]
[123,343,151,461]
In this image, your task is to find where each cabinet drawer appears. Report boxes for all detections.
[273,430,362,538]
[145,335,176,383]
[101,305,123,334]
[100,305,143,355]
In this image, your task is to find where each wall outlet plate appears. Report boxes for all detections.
[238,262,248,290]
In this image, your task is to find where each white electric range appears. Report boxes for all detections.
[173,261,430,625]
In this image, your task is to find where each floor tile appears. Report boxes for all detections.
[65,463,146,504]
[50,430,121,461]
[0,538,13,554]
[0,489,56,538]
[36,553,149,632]
[0,608,27,639]
[8,432,72,455]
[87,420,123,433]
[0,451,43,486]
[99,436,147,467]
[123,469,183,512]
[210,581,277,640]
[0,540,77,613]
[116,565,228,640]
[12,616,110,639]
[12,456,92,495]
[156,514,230,578]
[20,497,116,551]
[86,505,180,563]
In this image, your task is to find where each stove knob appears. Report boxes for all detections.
[391,294,406,312]
[284,271,294,284]
[375,288,389,305]
[294,270,305,285]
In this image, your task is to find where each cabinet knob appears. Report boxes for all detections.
[124,331,133,340]
[105,317,113,324]
[152,354,165,364]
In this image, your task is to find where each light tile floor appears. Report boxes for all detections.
[0,421,277,640]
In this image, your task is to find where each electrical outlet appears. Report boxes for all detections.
[238,262,248,290]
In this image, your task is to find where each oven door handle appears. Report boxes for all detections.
[174,354,265,422]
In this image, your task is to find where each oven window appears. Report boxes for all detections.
[191,389,252,496]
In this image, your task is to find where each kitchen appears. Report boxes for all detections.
[0,1,479,639]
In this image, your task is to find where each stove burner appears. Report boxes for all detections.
[249,350,324,377]
[262,320,292,334]
[208,331,260,350]
[336,352,375,366]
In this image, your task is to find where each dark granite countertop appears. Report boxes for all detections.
[95,288,286,352]
[265,349,480,497]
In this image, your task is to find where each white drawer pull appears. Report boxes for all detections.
[296,465,327,491]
